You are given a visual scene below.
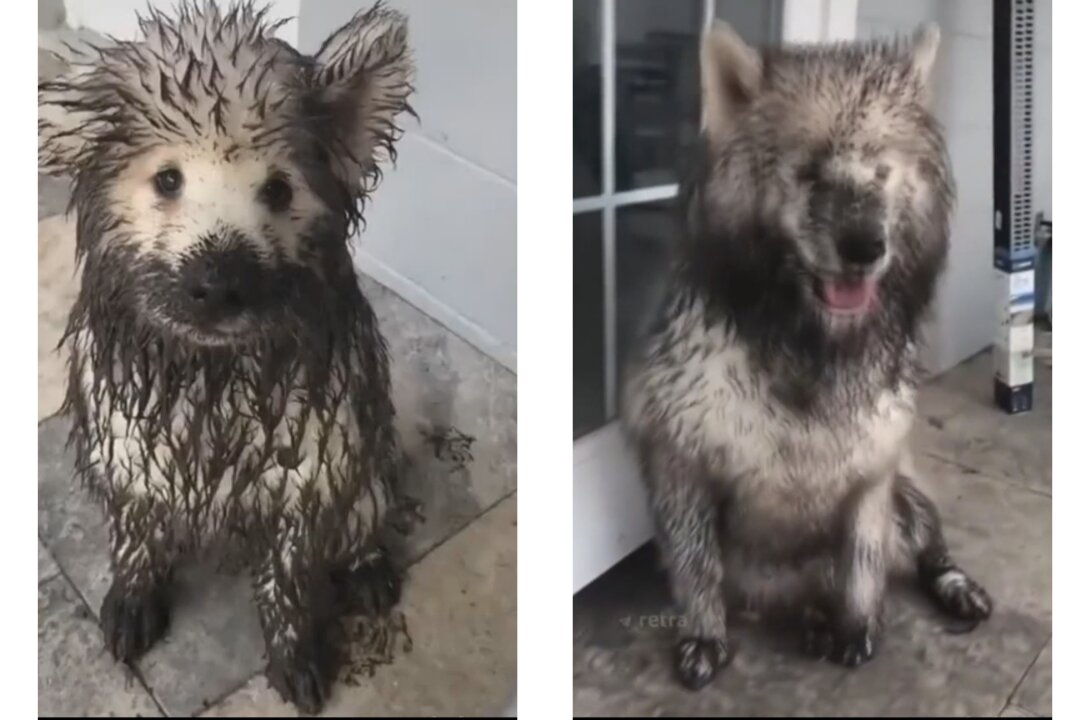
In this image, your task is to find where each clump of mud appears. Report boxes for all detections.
[421,425,476,471]
[340,609,414,686]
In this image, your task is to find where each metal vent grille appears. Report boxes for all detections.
[1011,0,1035,257]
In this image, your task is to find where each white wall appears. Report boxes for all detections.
[301,0,517,370]
[856,0,1051,373]
[60,0,301,45]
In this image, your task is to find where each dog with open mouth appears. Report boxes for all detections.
[622,22,993,690]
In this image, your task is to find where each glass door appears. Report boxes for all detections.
[573,0,785,440]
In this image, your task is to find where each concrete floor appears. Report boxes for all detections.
[573,351,1051,717]
[37,190,517,715]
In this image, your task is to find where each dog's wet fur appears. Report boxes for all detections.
[622,22,993,689]
[39,1,415,712]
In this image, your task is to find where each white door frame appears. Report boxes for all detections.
[572,0,860,594]
[783,0,858,43]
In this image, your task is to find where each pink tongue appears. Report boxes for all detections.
[822,279,872,310]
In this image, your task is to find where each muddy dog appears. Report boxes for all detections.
[38,1,415,712]
[622,23,993,690]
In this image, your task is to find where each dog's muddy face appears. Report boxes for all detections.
[39,1,414,346]
[694,23,952,329]
[101,135,337,345]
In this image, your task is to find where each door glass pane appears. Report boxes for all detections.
[714,0,784,47]
[615,200,678,403]
[572,0,787,442]
[613,0,785,192]
[614,0,702,191]
[574,212,606,438]
[574,0,602,199]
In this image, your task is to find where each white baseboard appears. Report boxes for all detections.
[573,423,654,593]
[353,248,517,374]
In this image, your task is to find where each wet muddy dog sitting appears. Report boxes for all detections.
[38,1,415,712]
[622,23,993,690]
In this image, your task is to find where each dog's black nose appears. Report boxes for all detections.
[837,231,886,267]
[183,256,245,311]
[180,250,260,318]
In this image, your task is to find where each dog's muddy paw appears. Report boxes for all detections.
[100,578,169,663]
[931,570,993,624]
[267,649,335,716]
[674,637,729,690]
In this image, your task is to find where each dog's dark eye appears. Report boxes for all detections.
[260,177,293,212]
[153,168,184,198]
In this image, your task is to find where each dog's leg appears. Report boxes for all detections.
[894,473,993,624]
[254,522,340,715]
[645,447,730,690]
[824,479,892,668]
[100,495,172,663]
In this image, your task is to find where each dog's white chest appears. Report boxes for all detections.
[627,321,916,491]
[700,343,914,484]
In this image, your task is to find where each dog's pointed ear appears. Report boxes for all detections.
[700,21,762,144]
[909,23,941,105]
[308,3,415,194]
[39,64,102,176]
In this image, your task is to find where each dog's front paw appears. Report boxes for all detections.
[267,651,333,715]
[266,630,340,716]
[674,637,730,690]
[100,577,169,663]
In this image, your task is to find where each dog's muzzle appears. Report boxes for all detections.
[178,245,266,327]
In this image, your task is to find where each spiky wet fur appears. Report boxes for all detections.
[622,24,992,690]
[40,2,414,713]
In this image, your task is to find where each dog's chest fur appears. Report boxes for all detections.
[625,295,917,554]
[67,325,392,546]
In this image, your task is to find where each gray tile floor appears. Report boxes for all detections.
[573,351,1051,717]
[37,205,517,715]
